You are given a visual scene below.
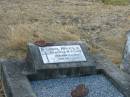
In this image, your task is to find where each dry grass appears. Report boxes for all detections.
[4,24,80,58]
[103,31,126,64]
[0,0,130,63]
[102,0,129,5]
[6,24,31,50]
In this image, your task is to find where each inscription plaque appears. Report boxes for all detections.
[39,45,86,64]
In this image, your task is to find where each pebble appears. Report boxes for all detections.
[71,84,89,97]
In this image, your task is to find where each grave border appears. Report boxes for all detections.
[1,59,130,97]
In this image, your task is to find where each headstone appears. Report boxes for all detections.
[26,41,96,75]
[122,31,130,74]
[39,45,86,64]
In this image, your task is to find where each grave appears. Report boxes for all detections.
[1,41,130,97]
[122,30,130,74]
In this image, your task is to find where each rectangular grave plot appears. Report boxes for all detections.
[2,41,130,97]
[2,60,130,97]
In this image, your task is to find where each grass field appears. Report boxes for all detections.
[0,0,130,64]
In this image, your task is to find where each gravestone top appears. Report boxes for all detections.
[26,41,96,73]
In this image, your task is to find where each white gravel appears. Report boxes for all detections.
[31,75,124,97]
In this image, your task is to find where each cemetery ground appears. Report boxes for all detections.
[0,0,130,64]
[0,0,130,96]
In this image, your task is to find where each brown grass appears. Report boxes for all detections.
[102,0,129,5]
[6,24,31,50]
[0,0,129,63]
[5,24,80,58]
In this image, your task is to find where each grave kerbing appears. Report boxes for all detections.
[122,31,130,74]
[1,41,130,97]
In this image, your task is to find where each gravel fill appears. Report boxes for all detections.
[31,75,124,97]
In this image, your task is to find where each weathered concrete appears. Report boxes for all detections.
[0,59,7,80]
[122,31,130,74]
[95,55,130,97]
[1,60,37,97]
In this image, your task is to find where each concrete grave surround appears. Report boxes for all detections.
[1,41,130,97]
[122,31,130,74]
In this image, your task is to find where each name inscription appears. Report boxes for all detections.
[39,45,86,64]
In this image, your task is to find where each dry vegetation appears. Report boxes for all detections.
[102,0,129,5]
[0,0,130,64]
